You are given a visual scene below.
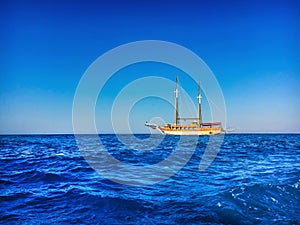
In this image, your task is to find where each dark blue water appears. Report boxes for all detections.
[1,134,299,224]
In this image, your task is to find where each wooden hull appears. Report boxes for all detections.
[157,127,222,136]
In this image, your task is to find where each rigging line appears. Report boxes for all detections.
[206,97,224,114]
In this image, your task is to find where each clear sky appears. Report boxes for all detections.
[0,0,299,134]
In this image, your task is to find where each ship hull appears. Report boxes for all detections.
[157,127,222,136]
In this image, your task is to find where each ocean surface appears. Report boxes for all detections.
[0,134,299,224]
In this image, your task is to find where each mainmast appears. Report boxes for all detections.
[175,74,179,125]
[198,80,202,125]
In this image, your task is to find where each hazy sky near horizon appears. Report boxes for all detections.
[0,0,299,134]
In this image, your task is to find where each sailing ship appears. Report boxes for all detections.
[145,75,223,135]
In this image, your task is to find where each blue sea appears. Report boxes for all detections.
[0,134,299,224]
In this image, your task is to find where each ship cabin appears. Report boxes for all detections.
[164,121,221,131]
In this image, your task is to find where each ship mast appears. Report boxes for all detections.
[175,74,179,125]
[198,80,202,126]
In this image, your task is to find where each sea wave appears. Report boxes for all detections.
[0,134,299,224]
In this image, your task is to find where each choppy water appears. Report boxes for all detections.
[0,134,299,224]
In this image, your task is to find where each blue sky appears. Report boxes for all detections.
[0,0,299,133]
